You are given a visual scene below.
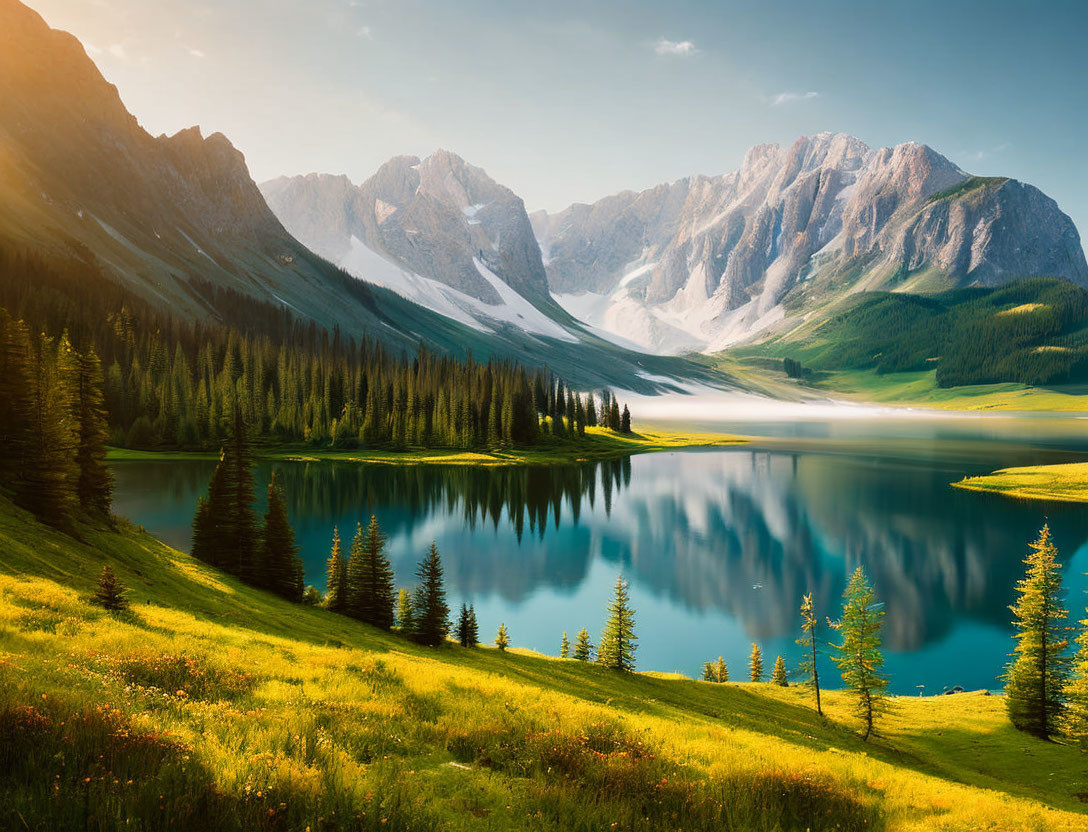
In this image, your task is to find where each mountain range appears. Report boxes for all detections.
[3,0,1087,386]
[0,0,695,391]
[267,135,1087,357]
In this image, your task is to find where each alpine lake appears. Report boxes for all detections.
[111,413,1088,695]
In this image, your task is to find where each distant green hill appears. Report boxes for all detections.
[752,278,1088,388]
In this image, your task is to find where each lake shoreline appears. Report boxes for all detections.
[106,427,748,467]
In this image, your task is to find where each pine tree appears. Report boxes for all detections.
[260,472,302,601]
[345,522,367,620]
[467,604,479,646]
[772,655,789,686]
[357,515,395,629]
[412,543,449,646]
[798,593,823,715]
[620,404,631,434]
[597,574,637,671]
[222,406,259,580]
[560,631,570,658]
[714,656,728,683]
[495,622,509,652]
[831,566,889,741]
[70,346,112,516]
[1005,525,1070,740]
[93,564,129,612]
[324,527,348,612]
[749,643,763,682]
[396,587,415,633]
[456,604,473,647]
[1064,598,1088,750]
[702,662,715,682]
[573,627,594,662]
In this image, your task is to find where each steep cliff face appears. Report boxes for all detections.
[535,133,1088,353]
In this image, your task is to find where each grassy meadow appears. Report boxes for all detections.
[2,498,1088,830]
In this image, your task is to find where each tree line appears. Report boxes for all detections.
[0,311,112,528]
[0,247,634,453]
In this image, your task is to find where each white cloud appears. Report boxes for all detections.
[187,47,206,58]
[356,25,373,38]
[770,90,819,106]
[107,43,128,60]
[653,38,697,57]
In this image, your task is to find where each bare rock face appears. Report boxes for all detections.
[535,133,1088,353]
[263,150,553,308]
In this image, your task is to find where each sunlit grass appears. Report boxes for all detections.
[1,497,1086,830]
[954,461,1088,503]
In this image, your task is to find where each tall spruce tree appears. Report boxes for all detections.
[798,593,823,715]
[495,622,509,652]
[345,522,367,620]
[702,662,715,682]
[560,631,570,658]
[456,604,473,647]
[1005,525,1070,740]
[467,604,479,646]
[324,527,348,612]
[772,655,789,686]
[224,406,259,580]
[412,543,449,646]
[597,574,637,671]
[749,643,763,682]
[70,346,112,516]
[620,404,631,434]
[715,656,728,683]
[358,515,395,629]
[831,567,888,741]
[260,472,302,601]
[574,627,594,662]
[1064,597,1088,750]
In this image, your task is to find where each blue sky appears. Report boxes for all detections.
[32,0,1088,243]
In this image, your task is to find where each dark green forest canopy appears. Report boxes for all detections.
[772,278,1088,387]
[0,247,628,452]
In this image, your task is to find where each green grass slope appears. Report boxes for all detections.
[1,498,1087,831]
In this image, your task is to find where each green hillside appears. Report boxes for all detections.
[1,497,1087,831]
[745,278,1088,389]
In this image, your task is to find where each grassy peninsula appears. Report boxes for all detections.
[954,461,1088,503]
[107,426,747,467]
[1,497,1087,831]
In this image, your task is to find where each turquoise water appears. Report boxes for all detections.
[111,417,1088,695]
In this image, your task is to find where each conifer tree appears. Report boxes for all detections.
[93,564,129,612]
[1064,598,1088,750]
[467,604,479,646]
[358,515,395,629]
[702,662,715,682]
[798,593,823,714]
[1005,525,1070,740]
[456,604,473,647]
[597,574,637,671]
[749,643,763,682]
[0,315,35,489]
[324,527,347,613]
[345,522,367,620]
[772,655,789,686]
[396,587,415,633]
[574,627,594,662]
[260,472,302,601]
[831,566,888,741]
[620,404,631,434]
[714,656,728,683]
[223,406,259,580]
[412,543,449,646]
[560,631,570,658]
[70,346,112,516]
[495,622,509,652]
